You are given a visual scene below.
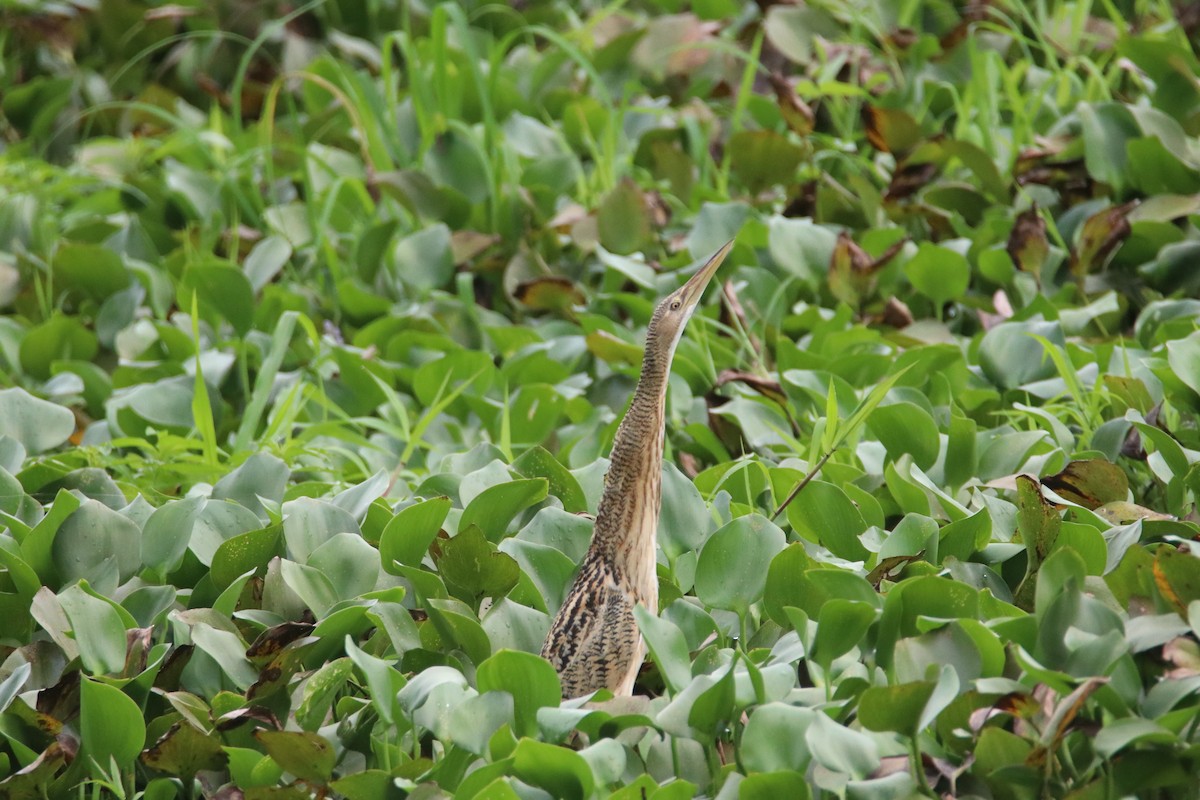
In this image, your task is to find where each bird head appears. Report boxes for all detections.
[647,240,734,358]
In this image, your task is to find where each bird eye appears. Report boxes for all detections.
[670,300,682,310]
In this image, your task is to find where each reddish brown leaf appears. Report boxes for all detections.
[1069,201,1136,277]
[1007,205,1049,273]
[769,73,815,136]
[514,277,585,312]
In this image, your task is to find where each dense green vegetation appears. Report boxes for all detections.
[4,0,1200,797]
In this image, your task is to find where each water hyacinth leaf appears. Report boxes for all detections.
[140,721,227,777]
[380,496,452,571]
[177,261,255,335]
[0,389,75,454]
[512,447,587,513]
[695,514,786,614]
[212,452,290,521]
[811,599,876,670]
[903,242,970,310]
[436,525,520,601]
[141,495,205,577]
[414,349,496,408]
[80,677,146,773]
[19,315,98,380]
[210,524,281,590]
[977,320,1066,390]
[52,499,141,586]
[597,178,651,255]
[1042,459,1129,509]
[867,401,940,470]
[58,583,127,675]
[254,730,336,783]
[728,130,804,194]
[1153,545,1200,616]
[741,702,816,773]
[805,711,879,778]
[390,223,454,293]
[53,243,131,301]
[634,605,692,694]
[763,543,813,626]
[786,481,870,561]
[477,650,561,738]
[511,737,595,800]
[460,479,549,543]
[1013,475,1063,610]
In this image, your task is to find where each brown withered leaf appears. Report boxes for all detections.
[1152,544,1200,616]
[1094,501,1175,525]
[828,232,906,309]
[1164,637,1200,678]
[866,553,924,587]
[1012,474,1063,611]
[862,105,923,154]
[769,73,814,136]
[450,230,499,266]
[153,644,194,691]
[246,621,315,665]
[1069,201,1136,277]
[1041,459,1129,510]
[515,277,585,312]
[0,737,75,796]
[215,706,283,732]
[884,161,939,201]
[142,721,228,777]
[1007,205,1049,273]
[880,296,913,328]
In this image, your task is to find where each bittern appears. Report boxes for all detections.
[541,240,734,698]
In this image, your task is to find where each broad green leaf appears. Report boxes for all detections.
[477,650,561,738]
[254,730,336,783]
[80,677,146,773]
[0,389,74,454]
[695,514,786,614]
[460,479,549,543]
[380,496,452,571]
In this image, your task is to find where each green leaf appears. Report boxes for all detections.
[633,606,692,695]
[785,481,870,561]
[380,496,452,571]
[19,315,98,380]
[598,178,652,255]
[511,737,595,800]
[512,447,587,513]
[741,702,816,773]
[178,260,256,335]
[254,730,336,783]
[0,389,75,454]
[728,130,805,194]
[141,495,205,577]
[58,583,127,675]
[867,401,941,470]
[53,243,130,301]
[80,677,146,772]
[436,525,520,601]
[477,650,561,738]
[903,242,970,309]
[695,514,787,614]
[210,524,282,590]
[978,319,1066,390]
[52,499,142,586]
[460,479,549,543]
[811,599,876,669]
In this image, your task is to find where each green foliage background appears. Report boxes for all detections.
[2,0,1200,797]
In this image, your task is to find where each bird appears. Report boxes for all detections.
[541,240,734,698]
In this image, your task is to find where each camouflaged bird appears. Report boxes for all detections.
[541,241,733,698]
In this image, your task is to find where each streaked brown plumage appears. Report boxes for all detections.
[541,241,734,698]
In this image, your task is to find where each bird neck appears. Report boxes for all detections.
[589,334,673,595]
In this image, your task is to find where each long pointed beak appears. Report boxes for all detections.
[678,240,734,307]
